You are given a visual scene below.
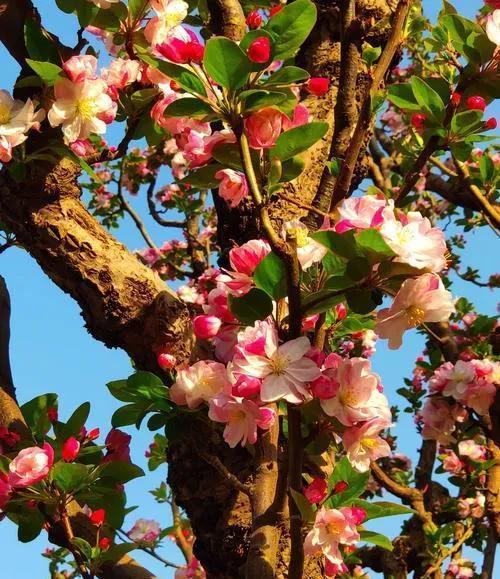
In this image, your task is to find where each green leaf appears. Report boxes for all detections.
[99,461,144,483]
[17,509,44,543]
[111,403,144,427]
[63,402,91,439]
[179,164,222,188]
[253,252,287,300]
[21,393,58,437]
[346,289,383,315]
[25,60,63,86]
[128,0,149,19]
[363,44,382,66]
[479,154,495,182]
[241,90,288,112]
[71,537,93,561]
[147,413,168,431]
[76,1,99,27]
[327,457,369,508]
[346,257,371,282]
[290,489,316,523]
[265,66,310,86]
[440,14,495,64]
[127,371,164,389]
[211,143,243,170]
[271,122,328,161]
[301,290,343,316]
[55,0,78,13]
[138,51,207,96]
[450,110,483,137]
[52,462,90,492]
[311,230,361,260]
[228,288,273,324]
[163,98,215,118]
[410,77,445,123]
[355,229,396,263]
[359,530,394,551]
[99,543,136,564]
[265,0,317,60]
[352,499,415,521]
[204,37,251,91]
[24,19,60,63]
[387,83,420,111]
[107,379,137,403]
[279,156,305,183]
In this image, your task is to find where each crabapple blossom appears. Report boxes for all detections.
[101,58,141,89]
[342,418,392,472]
[421,398,461,443]
[8,443,54,487]
[48,78,114,143]
[458,439,486,461]
[375,274,455,350]
[441,450,464,475]
[303,477,327,503]
[103,428,131,462]
[233,323,320,403]
[219,239,271,295]
[304,507,360,566]
[244,107,283,149]
[457,493,485,519]
[320,357,391,427]
[281,104,311,131]
[63,55,98,82]
[193,314,222,339]
[447,560,474,579]
[157,28,204,63]
[145,1,190,47]
[128,519,161,543]
[215,169,249,208]
[208,393,275,447]
[335,195,388,232]
[282,220,327,270]
[170,360,231,408]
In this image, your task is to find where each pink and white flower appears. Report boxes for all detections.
[145,1,190,47]
[170,360,231,408]
[48,78,114,143]
[208,394,275,447]
[375,274,455,350]
[458,439,486,461]
[320,357,391,426]
[335,196,388,233]
[63,55,98,83]
[128,519,161,543]
[282,220,327,270]
[101,58,141,89]
[486,10,500,46]
[304,507,360,566]
[215,169,249,208]
[8,443,54,487]
[233,322,321,403]
[342,418,391,472]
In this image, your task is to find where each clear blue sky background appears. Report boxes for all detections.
[0,1,498,577]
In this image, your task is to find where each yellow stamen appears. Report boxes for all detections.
[0,104,11,124]
[405,305,425,327]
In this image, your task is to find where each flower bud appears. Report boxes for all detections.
[247,36,271,64]
[61,437,80,462]
[307,77,330,96]
[303,477,327,504]
[333,480,349,494]
[485,117,497,130]
[193,315,222,339]
[466,95,486,112]
[89,508,106,527]
[99,537,111,550]
[157,352,177,370]
[246,10,263,29]
[411,113,426,130]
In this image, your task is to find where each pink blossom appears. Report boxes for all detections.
[380,211,447,272]
[342,418,391,472]
[462,380,496,415]
[320,357,391,426]
[213,325,239,363]
[458,439,486,461]
[310,374,339,399]
[208,393,275,447]
[70,139,95,157]
[457,493,485,519]
[8,443,54,487]
[62,437,81,462]
[215,169,249,208]
[244,107,283,149]
[375,274,455,350]
[335,195,388,232]
[281,104,311,131]
[128,519,161,543]
[101,58,141,89]
[229,239,271,276]
[170,360,231,408]
[421,398,458,443]
[232,375,262,398]
[193,314,222,339]
[304,507,360,565]
[441,450,463,475]
[157,27,204,64]
[439,360,476,399]
[486,10,500,45]
[63,55,98,82]
[145,1,190,46]
[448,559,474,579]
[233,324,321,403]
[203,286,235,323]
[0,133,27,163]
[303,477,327,504]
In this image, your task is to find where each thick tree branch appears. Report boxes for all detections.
[206,0,246,41]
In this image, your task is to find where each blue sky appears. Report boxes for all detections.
[0,1,497,578]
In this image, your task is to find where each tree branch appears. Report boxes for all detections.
[206,0,246,41]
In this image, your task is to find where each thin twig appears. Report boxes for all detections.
[61,510,93,579]
[146,178,186,228]
[115,529,181,569]
[422,525,473,579]
[171,499,192,563]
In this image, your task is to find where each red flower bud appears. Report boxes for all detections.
[269,5,283,17]
[246,10,263,29]
[62,437,81,462]
[87,427,100,441]
[350,506,367,525]
[307,77,330,97]
[466,95,486,112]
[47,407,58,423]
[303,477,327,504]
[335,302,347,321]
[157,352,176,370]
[89,508,106,527]
[247,36,271,64]
[411,113,426,130]
[333,480,349,494]
[99,537,111,550]
[170,80,181,92]
[450,92,461,106]
[485,117,497,130]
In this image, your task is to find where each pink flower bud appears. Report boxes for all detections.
[411,113,426,130]
[450,92,461,106]
[303,477,327,504]
[310,375,339,400]
[193,315,222,339]
[246,10,263,29]
[466,95,486,112]
[87,428,100,441]
[485,117,497,130]
[350,506,367,525]
[157,352,177,370]
[61,437,80,462]
[333,480,349,494]
[63,55,97,82]
[307,77,330,96]
[232,375,262,398]
[99,537,111,550]
[247,36,271,63]
[89,508,106,527]
[335,302,347,321]
[244,107,283,149]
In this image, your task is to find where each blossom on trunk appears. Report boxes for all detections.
[208,393,275,447]
[304,507,360,566]
[170,360,231,408]
[342,418,391,472]
[375,274,455,350]
[233,323,321,403]
[48,78,114,143]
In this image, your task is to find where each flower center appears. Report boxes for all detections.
[361,437,377,449]
[405,305,425,327]
[0,104,12,124]
[339,389,358,407]
[228,409,246,423]
[76,98,97,120]
[269,353,289,376]
[326,522,342,536]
